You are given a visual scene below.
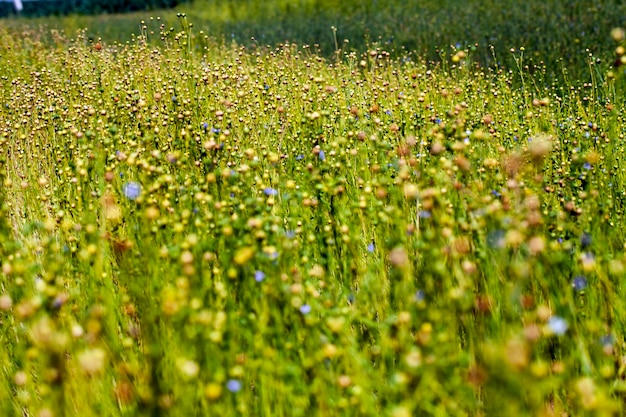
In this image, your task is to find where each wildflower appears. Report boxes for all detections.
[528,236,545,255]
[486,230,506,249]
[296,154,304,160]
[254,271,265,282]
[547,316,568,336]
[338,375,352,387]
[571,276,588,291]
[367,242,375,253]
[71,324,84,338]
[263,187,278,196]
[14,371,27,386]
[318,150,326,161]
[389,247,409,267]
[178,359,199,379]
[527,134,552,162]
[0,294,12,311]
[414,290,425,302]
[233,247,255,265]
[403,183,419,199]
[226,379,242,393]
[52,293,68,309]
[575,377,597,409]
[308,264,325,278]
[580,233,592,248]
[611,27,625,42]
[205,383,222,399]
[505,337,529,370]
[123,182,141,200]
[300,304,312,315]
[78,348,107,375]
[581,252,596,272]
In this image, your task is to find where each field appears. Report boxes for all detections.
[2,0,626,416]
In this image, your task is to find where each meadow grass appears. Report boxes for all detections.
[2,4,626,417]
[3,0,626,82]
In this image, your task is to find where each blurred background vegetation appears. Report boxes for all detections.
[0,0,186,16]
[2,0,625,81]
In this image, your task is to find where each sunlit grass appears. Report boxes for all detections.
[2,6,626,417]
[3,0,626,81]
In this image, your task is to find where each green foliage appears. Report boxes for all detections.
[0,0,186,18]
[3,0,626,83]
[1,6,626,417]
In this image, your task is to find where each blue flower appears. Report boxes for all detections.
[202,122,209,130]
[415,290,425,302]
[583,162,592,170]
[548,316,568,336]
[263,187,278,196]
[52,295,65,309]
[418,210,432,218]
[226,379,242,393]
[123,182,141,200]
[296,154,304,160]
[254,270,265,282]
[318,150,326,161]
[580,233,592,248]
[300,304,311,315]
[367,242,375,253]
[211,127,220,134]
[571,276,587,291]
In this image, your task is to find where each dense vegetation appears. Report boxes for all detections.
[0,0,185,18]
[2,1,626,416]
[4,0,626,81]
